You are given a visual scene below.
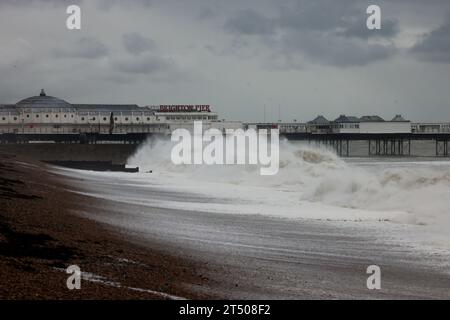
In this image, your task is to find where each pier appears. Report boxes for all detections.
[281,132,450,157]
[1,131,449,158]
[2,91,449,158]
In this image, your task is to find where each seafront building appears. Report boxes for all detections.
[1,90,450,137]
[277,114,413,134]
[1,91,449,158]
[250,115,450,135]
[0,90,240,135]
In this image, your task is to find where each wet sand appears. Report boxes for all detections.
[0,153,211,299]
[62,168,450,299]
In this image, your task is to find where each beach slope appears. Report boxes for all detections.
[0,153,208,299]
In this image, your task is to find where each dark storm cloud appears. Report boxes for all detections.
[122,33,156,56]
[96,0,152,10]
[2,0,450,121]
[410,19,450,63]
[272,0,396,38]
[224,9,275,35]
[282,31,396,67]
[0,0,81,6]
[223,0,398,67]
[0,0,152,9]
[339,17,399,39]
[276,0,359,32]
[53,37,108,59]
[197,7,215,20]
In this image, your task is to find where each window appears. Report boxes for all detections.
[26,114,30,118]
[55,114,58,118]
[46,114,49,118]
[136,117,140,121]
[114,117,118,121]
[36,114,39,118]
[92,117,96,121]
[64,115,67,118]
[103,117,107,121]
[81,117,85,121]
[147,117,150,121]
[1,117,5,121]
[13,117,17,121]
[125,117,129,121]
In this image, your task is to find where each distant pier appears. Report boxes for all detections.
[1,131,449,158]
[281,132,450,157]
[2,91,449,158]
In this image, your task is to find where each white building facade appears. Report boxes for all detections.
[0,90,239,135]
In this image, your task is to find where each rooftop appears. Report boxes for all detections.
[334,115,360,123]
[308,115,330,124]
[391,114,408,122]
[16,89,73,109]
[359,115,385,122]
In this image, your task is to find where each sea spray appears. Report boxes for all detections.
[128,137,450,243]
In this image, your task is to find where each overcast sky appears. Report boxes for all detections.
[0,0,449,122]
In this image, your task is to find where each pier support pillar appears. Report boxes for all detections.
[369,138,409,156]
[436,140,449,156]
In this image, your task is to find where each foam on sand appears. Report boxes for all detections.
[125,137,450,246]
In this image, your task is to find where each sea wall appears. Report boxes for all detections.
[0,144,139,164]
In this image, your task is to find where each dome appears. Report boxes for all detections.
[16,89,72,109]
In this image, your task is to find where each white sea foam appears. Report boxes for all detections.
[126,137,450,246]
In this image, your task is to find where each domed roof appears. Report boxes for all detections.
[16,89,72,108]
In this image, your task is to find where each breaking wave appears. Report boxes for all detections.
[128,136,450,235]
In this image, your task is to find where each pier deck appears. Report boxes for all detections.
[1,132,450,157]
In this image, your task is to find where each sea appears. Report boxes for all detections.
[54,137,450,297]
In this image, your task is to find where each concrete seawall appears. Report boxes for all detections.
[0,144,140,164]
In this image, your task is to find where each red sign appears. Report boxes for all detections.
[159,105,211,113]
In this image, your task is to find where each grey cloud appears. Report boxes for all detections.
[281,31,396,67]
[0,0,81,6]
[0,0,153,9]
[0,39,35,72]
[277,0,359,32]
[112,54,173,75]
[96,0,152,10]
[277,1,399,39]
[222,1,399,67]
[410,19,450,63]
[53,37,108,59]
[224,9,275,35]
[122,33,156,56]
[309,38,394,67]
[2,0,450,121]
[339,17,399,39]
[197,7,215,20]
